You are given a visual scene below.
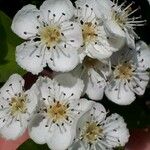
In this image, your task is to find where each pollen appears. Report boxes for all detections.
[47,101,68,123]
[81,122,103,143]
[10,94,27,116]
[114,63,134,80]
[82,22,97,44]
[40,25,61,47]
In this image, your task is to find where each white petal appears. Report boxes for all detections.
[105,80,136,105]
[11,4,40,39]
[40,0,74,22]
[47,123,76,150]
[87,43,113,60]
[61,21,83,48]
[104,113,130,147]
[46,44,80,72]
[75,0,99,21]
[91,102,107,123]
[0,120,27,140]
[131,73,149,96]
[54,73,84,100]
[104,20,126,44]
[25,84,38,114]
[95,0,113,18]
[77,98,94,116]
[136,41,150,69]
[0,74,24,100]
[29,115,51,144]
[125,31,135,49]
[86,69,106,100]
[16,42,46,74]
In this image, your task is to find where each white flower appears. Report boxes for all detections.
[69,103,129,150]
[74,0,118,61]
[73,56,111,100]
[28,73,93,150]
[105,45,150,105]
[95,0,146,48]
[12,0,83,74]
[0,74,38,140]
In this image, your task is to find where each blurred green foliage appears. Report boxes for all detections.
[0,10,26,83]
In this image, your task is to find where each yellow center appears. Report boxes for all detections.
[83,56,100,68]
[114,63,133,80]
[47,101,68,123]
[82,22,97,44]
[40,26,61,47]
[82,122,103,143]
[10,95,27,116]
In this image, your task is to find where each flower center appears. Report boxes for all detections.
[111,2,145,29]
[82,22,97,44]
[40,25,61,47]
[81,122,103,143]
[114,63,134,80]
[47,101,68,123]
[83,56,100,68]
[112,10,127,28]
[9,94,27,116]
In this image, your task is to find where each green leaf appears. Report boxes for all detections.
[0,10,26,82]
[17,139,50,150]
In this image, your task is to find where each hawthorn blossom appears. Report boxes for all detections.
[95,0,146,48]
[72,56,111,100]
[105,45,150,105]
[69,103,129,150]
[0,74,38,140]
[28,73,93,150]
[74,0,118,61]
[12,0,83,74]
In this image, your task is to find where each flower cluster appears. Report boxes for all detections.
[0,0,150,149]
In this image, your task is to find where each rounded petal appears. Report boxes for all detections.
[104,113,130,147]
[0,74,24,100]
[29,115,51,144]
[105,80,136,105]
[46,45,80,72]
[54,73,84,100]
[61,21,83,48]
[40,0,74,22]
[25,84,38,114]
[86,69,106,100]
[0,120,27,140]
[95,0,113,18]
[104,20,126,49]
[47,124,76,150]
[91,102,107,123]
[11,4,40,39]
[16,42,46,75]
[86,43,113,60]
[105,20,125,38]
[131,73,149,96]
[136,41,150,69]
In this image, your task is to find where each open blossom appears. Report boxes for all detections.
[95,0,146,48]
[0,74,38,140]
[73,56,111,100]
[69,103,129,150]
[28,73,93,150]
[12,0,83,74]
[74,0,118,61]
[105,45,150,105]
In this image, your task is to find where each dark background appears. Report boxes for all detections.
[0,0,150,44]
